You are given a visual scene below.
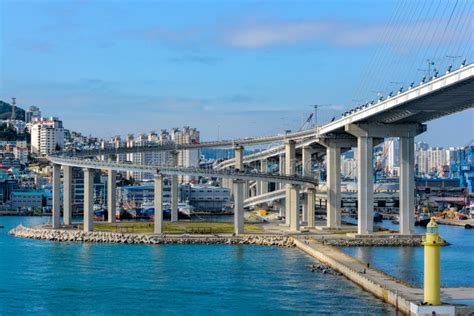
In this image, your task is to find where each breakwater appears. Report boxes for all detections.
[321,237,423,247]
[9,225,295,247]
[320,236,449,247]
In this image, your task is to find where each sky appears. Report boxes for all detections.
[0,0,472,147]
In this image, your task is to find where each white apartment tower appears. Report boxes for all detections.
[30,117,64,156]
[124,132,174,182]
[171,126,200,183]
[386,138,400,176]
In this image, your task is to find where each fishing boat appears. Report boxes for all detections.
[94,209,106,221]
[391,216,399,225]
[373,212,383,223]
[415,212,431,227]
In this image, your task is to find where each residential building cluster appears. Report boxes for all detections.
[99,126,200,183]
[337,138,469,180]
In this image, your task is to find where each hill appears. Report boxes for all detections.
[0,100,26,121]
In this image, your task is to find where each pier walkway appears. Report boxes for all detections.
[293,236,474,315]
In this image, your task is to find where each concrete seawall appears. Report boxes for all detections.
[292,237,474,316]
[293,237,414,314]
[9,225,296,247]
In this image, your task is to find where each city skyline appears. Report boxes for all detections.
[1,0,472,146]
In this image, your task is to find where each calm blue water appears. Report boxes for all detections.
[341,220,474,288]
[0,217,397,315]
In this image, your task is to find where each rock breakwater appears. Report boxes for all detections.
[9,225,296,247]
[321,237,436,247]
[308,263,342,276]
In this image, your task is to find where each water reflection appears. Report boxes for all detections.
[398,247,418,284]
[356,247,373,264]
[341,220,473,288]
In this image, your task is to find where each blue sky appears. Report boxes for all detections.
[0,0,472,146]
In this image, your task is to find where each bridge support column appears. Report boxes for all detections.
[356,136,374,235]
[278,153,286,190]
[259,159,268,195]
[345,125,377,235]
[285,140,296,226]
[287,184,300,232]
[52,164,61,229]
[154,173,164,234]
[301,195,308,225]
[233,179,245,235]
[83,168,94,232]
[306,187,316,228]
[234,145,244,170]
[279,202,286,217]
[302,146,312,177]
[63,165,72,226]
[234,145,250,200]
[400,136,415,234]
[326,143,341,229]
[346,123,426,235]
[107,169,116,223]
[171,176,179,222]
[171,151,179,222]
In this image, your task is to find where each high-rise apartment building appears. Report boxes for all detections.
[13,140,29,164]
[25,106,41,124]
[30,117,65,156]
[171,126,200,183]
[385,138,400,176]
[123,132,175,182]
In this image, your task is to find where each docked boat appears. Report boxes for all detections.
[178,202,195,216]
[391,216,399,225]
[94,209,106,221]
[466,202,474,219]
[415,212,431,227]
[373,212,383,223]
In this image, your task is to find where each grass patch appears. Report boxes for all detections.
[79,221,263,234]
[331,230,356,235]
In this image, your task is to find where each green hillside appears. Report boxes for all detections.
[0,100,26,121]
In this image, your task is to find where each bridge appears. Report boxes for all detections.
[48,63,474,236]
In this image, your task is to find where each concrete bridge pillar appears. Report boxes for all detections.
[319,138,355,230]
[285,140,296,176]
[306,187,316,228]
[233,179,245,235]
[301,195,308,225]
[171,151,179,222]
[278,153,286,190]
[154,173,164,234]
[259,159,268,195]
[302,146,312,177]
[356,136,374,235]
[326,143,341,229]
[251,183,257,197]
[83,168,94,232]
[62,165,72,226]
[279,202,286,217]
[234,145,244,170]
[52,164,61,229]
[107,169,117,223]
[346,123,426,235]
[400,136,415,234]
[285,140,296,227]
[234,145,249,200]
[287,184,300,232]
[171,177,179,222]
